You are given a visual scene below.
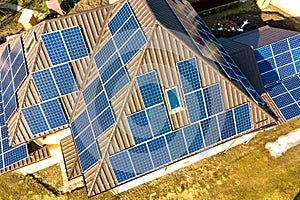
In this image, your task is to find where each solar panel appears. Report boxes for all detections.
[22,104,49,135]
[94,39,116,70]
[51,64,78,96]
[86,91,109,120]
[274,52,293,68]
[290,88,300,101]
[292,47,300,62]
[272,93,294,108]
[257,58,276,74]
[108,2,132,35]
[0,45,9,69]
[185,90,207,123]
[10,37,22,65]
[146,104,171,137]
[128,143,153,175]
[71,110,90,138]
[147,136,171,168]
[99,53,123,84]
[165,130,188,161]
[177,57,201,94]
[136,71,163,108]
[40,99,67,130]
[183,123,205,154]
[271,39,289,55]
[13,62,27,90]
[203,83,224,116]
[74,126,95,153]
[288,34,300,49]
[265,82,287,98]
[279,103,300,120]
[282,75,300,90]
[61,26,89,61]
[200,116,220,146]
[3,145,27,167]
[127,110,152,144]
[78,142,101,172]
[82,77,103,105]
[41,26,88,66]
[4,96,17,121]
[109,151,135,183]
[233,103,252,134]
[104,67,130,100]
[91,107,115,138]
[217,109,236,140]
[254,45,273,62]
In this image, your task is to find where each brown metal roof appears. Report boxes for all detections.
[230,25,299,48]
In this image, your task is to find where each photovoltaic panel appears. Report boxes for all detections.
[78,142,101,172]
[94,39,116,70]
[41,26,88,66]
[282,75,300,90]
[82,77,103,105]
[290,88,300,101]
[3,145,27,167]
[146,104,171,137]
[108,2,132,35]
[185,90,207,123]
[200,116,220,146]
[292,48,300,62]
[70,110,89,137]
[74,126,95,153]
[61,26,89,61]
[127,110,152,144]
[128,143,153,175]
[136,71,163,108]
[274,52,293,67]
[177,57,201,94]
[10,37,22,64]
[271,39,289,55]
[86,91,109,120]
[183,123,205,154]
[91,107,115,138]
[0,45,9,69]
[254,45,273,62]
[277,63,295,80]
[147,136,171,168]
[280,103,300,120]
[109,151,135,183]
[203,83,224,116]
[217,109,236,140]
[13,62,27,90]
[99,53,123,84]
[272,93,294,108]
[262,69,280,86]
[165,130,188,161]
[265,82,287,98]
[4,96,17,121]
[233,103,252,134]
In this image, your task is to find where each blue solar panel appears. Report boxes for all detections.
[127,110,152,144]
[290,88,300,101]
[3,83,13,106]
[136,71,163,108]
[41,32,69,66]
[108,2,132,35]
[177,57,202,94]
[74,126,95,153]
[51,64,78,96]
[147,136,171,168]
[113,16,140,49]
[4,96,17,121]
[254,45,273,62]
[128,143,153,175]
[82,77,103,105]
[280,103,300,120]
[272,93,294,109]
[94,39,116,70]
[257,58,276,74]
[10,37,22,64]
[3,145,27,167]
[200,116,220,146]
[78,142,101,172]
[146,104,171,137]
[271,39,289,55]
[119,29,147,65]
[13,62,27,90]
[99,53,123,84]
[71,110,89,137]
[217,110,236,140]
[234,103,252,134]
[165,130,188,161]
[266,82,287,97]
[183,123,205,154]
[109,151,135,183]
[282,76,300,90]
[86,91,109,120]
[2,71,12,93]
[288,34,300,49]
[203,83,224,116]
[91,107,115,138]
[104,67,130,99]
[22,104,49,135]
[0,45,9,69]
[185,90,207,123]
[278,63,296,80]
[40,99,67,130]
[295,61,300,73]
[1,57,10,80]
[32,69,59,101]
[11,47,25,77]
[61,26,88,61]
[291,47,300,62]
[274,52,293,67]
[261,70,280,86]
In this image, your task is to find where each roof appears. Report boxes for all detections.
[230,25,299,48]
[0,0,276,197]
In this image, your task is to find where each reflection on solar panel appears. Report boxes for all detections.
[0,38,28,121]
[233,103,252,133]
[166,129,188,161]
[203,84,224,116]
[185,90,207,123]
[254,34,300,87]
[266,75,300,120]
[147,104,171,137]
[128,144,153,175]
[71,110,102,172]
[32,64,78,101]
[136,71,163,108]
[41,26,88,66]
[22,99,67,135]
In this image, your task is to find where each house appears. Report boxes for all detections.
[0,0,276,197]
[221,25,300,122]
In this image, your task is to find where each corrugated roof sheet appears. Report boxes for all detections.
[230,25,299,48]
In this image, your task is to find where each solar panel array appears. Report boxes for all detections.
[21,99,67,136]
[266,75,300,120]
[0,38,27,121]
[110,65,252,183]
[94,2,147,100]
[166,2,264,105]
[32,64,78,101]
[254,34,300,87]
[41,26,88,66]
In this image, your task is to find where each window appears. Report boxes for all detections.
[166,86,182,111]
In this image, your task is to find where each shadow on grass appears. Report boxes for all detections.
[60,0,81,14]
